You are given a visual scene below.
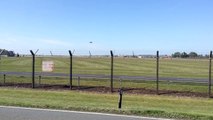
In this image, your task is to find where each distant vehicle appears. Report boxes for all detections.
[89,41,93,43]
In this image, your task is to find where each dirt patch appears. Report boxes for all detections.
[0,83,209,98]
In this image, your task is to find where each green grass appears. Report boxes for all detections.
[0,57,211,79]
[0,87,213,120]
[1,75,211,95]
[1,56,212,119]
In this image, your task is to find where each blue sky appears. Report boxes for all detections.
[0,0,213,55]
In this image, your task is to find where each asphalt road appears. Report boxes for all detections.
[0,71,208,83]
[0,106,170,120]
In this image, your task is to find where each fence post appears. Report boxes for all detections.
[118,77,123,109]
[30,50,35,88]
[3,74,6,84]
[110,50,114,93]
[118,89,123,109]
[0,50,4,83]
[69,50,73,90]
[156,51,159,95]
[209,51,212,98]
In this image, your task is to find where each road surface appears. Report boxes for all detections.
[0,106,170,120]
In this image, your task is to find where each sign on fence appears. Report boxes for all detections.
[42,61,54,72]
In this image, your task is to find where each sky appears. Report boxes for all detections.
[0,0,213,55]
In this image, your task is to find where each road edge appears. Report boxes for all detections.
[0,105,172,120]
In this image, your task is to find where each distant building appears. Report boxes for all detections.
[8,51,15,57]
[0,49,15,57]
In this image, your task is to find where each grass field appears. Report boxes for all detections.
[0,56,211,78]
[0,56,212,96]
[0,75,211,97]
[0,57,213,119]
[0,87,213,120]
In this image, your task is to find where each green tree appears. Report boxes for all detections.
[172,52,181,58]
[189,52,198,58]
[181,52,189,58]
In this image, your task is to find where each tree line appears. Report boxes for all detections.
[171,52,209,58]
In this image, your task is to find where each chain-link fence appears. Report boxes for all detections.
[0,50,212,97]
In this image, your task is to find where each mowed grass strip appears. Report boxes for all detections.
[0,57,211,79]
[0,87,213,120]
[1,75,211,94]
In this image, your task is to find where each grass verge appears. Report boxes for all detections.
[1,75,210,94]
[0,87,213,120]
